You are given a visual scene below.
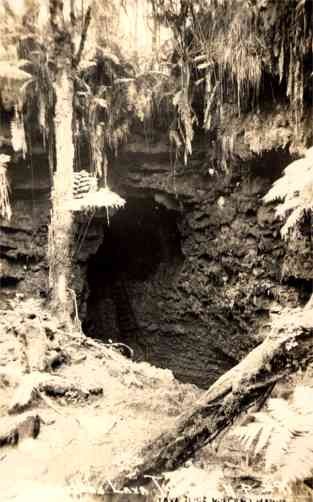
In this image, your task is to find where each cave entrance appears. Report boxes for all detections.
[82,196,184,359]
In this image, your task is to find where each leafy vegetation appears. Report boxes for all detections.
[264,146,313,239]
[0,1,156,310]
[236,385,313,491]
[149,0,313,165]
[0,2,313,499]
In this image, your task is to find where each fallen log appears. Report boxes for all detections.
[111,307,313,489]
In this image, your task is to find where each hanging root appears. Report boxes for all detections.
[68,287,83,332]
[11,106,27,157]
[0,154,12,220]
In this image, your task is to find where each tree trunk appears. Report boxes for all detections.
[47,1,92,317]
[110,307,313,489]
[47,0,77,317]
[48,69,75,316]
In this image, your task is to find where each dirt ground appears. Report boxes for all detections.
[0,299,207,500]
[2,299,312,502]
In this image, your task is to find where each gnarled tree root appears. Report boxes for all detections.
[110,308,313,489]
[1,371,103,414]
[0,414,41,448]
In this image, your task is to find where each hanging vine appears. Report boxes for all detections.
[149,0,313,166]
[0,154,12,221]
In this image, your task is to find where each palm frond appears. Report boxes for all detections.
[68,187,126,212]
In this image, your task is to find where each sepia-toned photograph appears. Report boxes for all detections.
[0,0,312,500]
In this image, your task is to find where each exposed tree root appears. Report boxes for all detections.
[3,301,72,374]
[0,414,40,448]
[110,307,313,489]
[3,371,103,415]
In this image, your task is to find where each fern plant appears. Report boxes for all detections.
[235,385,313,489]
[163,464,234,499]
[263,146,313,239]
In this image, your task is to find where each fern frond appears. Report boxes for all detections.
[264,398,309,471]
[236,386,313,488]
[236,421,264,451]
[264,159,312,204]
[292,385,313,415]
[280,433,313,486]
[254,413,278,455]
[280,206,306,239]
[275,197,300,218]
[164,465,227,499]
[264,146,313,239]
[236,398,296,464]
[236,412,276,454]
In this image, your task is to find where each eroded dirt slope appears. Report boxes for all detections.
[0,299,201,501]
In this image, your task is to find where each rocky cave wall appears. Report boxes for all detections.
[95,139,311,387]
[0,156,50,307]
[82,196,184,352]
[0,157,104,311]
[1,135,312,388]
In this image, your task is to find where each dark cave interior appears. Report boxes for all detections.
[82,196,184,356]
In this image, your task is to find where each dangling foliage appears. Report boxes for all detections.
[0,154,12,220]
[11,107,27,156]
[264,146,313,239]
[149,0,312,165]
[171,63,196,165]
[0,61,32,116]
[76,54,132,182]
